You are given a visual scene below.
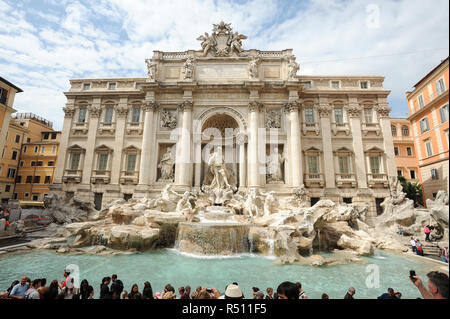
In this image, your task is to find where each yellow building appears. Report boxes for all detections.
[15,131,61,201]
[0,113,56,203]
[0,122,27,203]
[0,77,22,169]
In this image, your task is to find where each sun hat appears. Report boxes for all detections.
[224,284,243,299]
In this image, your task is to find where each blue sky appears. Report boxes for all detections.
[1,0,449,130]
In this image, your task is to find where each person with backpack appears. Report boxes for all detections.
[110,274,123,299]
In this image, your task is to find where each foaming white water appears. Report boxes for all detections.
[166,248,260,259]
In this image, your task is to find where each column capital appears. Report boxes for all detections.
[88,105,102,118]
[63,105,75,118]
[115,105,129,117]
[346,103,362,118]
[236,132,248,145]
[143,101,159,112]
[178,100,193,112]
[283,99,301,113]
[248,100,264,112]
[375,103,391,118]
[318,103,332,118]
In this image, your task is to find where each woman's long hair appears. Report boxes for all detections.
[142,281,154,299]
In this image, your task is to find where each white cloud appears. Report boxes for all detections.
[0,0,448,128]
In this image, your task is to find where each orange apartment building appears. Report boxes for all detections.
[390,118,421,182]
[406,57,449,201]
[0,113,56,203]
[15,131,61,201]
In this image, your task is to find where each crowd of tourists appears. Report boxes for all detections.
[0,269,448,300]
[410,236,449,263]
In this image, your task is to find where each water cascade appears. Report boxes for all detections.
[175,222,251,255]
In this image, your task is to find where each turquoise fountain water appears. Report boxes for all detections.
[0,249,444,299]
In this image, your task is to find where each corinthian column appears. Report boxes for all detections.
[376,101,396,178]
[347,99,367,188]
[110,98,128,185]
[81,99,101,184]
[53,102,75,185]
[138,101,158,186]
[285,99,303,187]
[318,100,336,188]
[248,101,262,188]
[175,100,193,187]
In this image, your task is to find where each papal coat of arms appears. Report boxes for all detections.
[197,21,247,57]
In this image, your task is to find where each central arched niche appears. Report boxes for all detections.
[202,113,239,137]
[200,113,240,189]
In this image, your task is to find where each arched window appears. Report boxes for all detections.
[402,125,409,136]
[391,125,397,137]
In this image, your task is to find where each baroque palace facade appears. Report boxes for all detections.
[51,22,396,217]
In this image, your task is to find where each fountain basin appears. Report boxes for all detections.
[175,222,250,255]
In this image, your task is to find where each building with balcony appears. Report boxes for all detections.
[406,57,449,201]
[0,77,22,165]
[390,118,421,183]
[14,131,61,201]
[0,112,56,203]
[51,22,397,216]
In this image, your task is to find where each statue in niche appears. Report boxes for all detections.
[266,110,281,129]
[287,57,299,80]
[266,147,285,183]
[158,147,175,181]
[202,149,237,204]
[183,56,195,80]
[248,57,260,79]
[145,59,157,81]
[161,109,177,129]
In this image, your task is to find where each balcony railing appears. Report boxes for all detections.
[367,173,388,188]
[361,122,381,136]
[304,173,324,187]
[98,122,116,135]
[126,122,144,135]
[63,169,82,183]
[331,122,350,136]
[91,170,111,184]
[120,171,139,185]
[71,122,89,135]
[302,122,320,136]
[336,173,357,188]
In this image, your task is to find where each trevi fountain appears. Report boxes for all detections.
[1,22,448,298]
[1,154,448,298]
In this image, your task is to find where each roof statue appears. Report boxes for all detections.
[197,21,248,57]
